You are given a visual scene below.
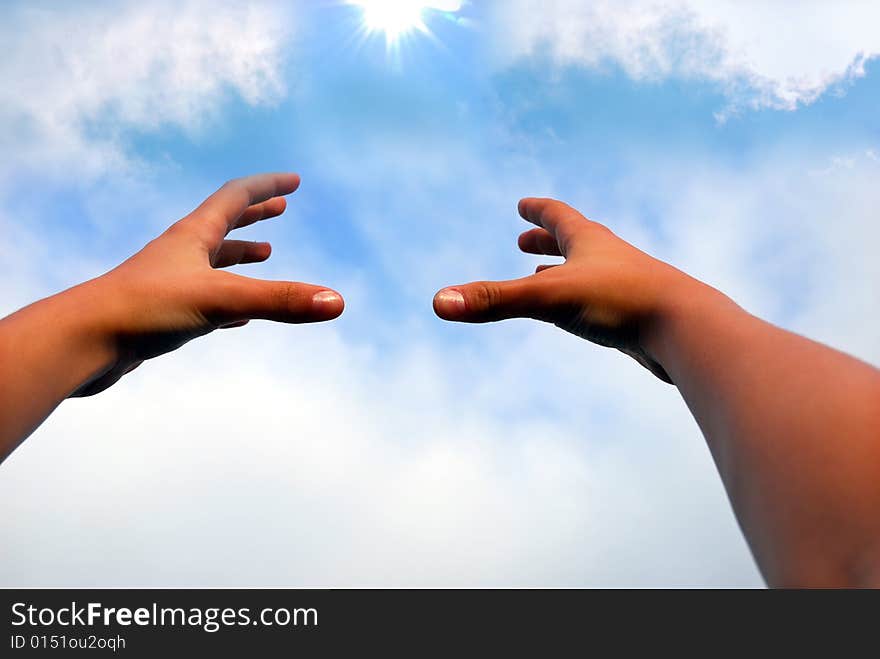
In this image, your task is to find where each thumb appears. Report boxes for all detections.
[433,276,552,323]
[212,273,344,324]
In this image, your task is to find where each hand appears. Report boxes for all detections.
[433,197,703,383]
[72,173,344,396]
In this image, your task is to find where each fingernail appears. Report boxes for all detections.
[435,289,466,313]
[312,290,342,308]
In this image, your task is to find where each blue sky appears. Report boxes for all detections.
[1,0,879,586]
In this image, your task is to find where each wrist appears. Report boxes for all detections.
[0,276,123,405]
[640,269,741,377]
[58,277,128,389]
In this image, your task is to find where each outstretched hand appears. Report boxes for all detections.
[433,198,699,382]
[73,173,344,396]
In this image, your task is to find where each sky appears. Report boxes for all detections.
[0,0,878,587]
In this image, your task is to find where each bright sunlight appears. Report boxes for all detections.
[350,0,462,47]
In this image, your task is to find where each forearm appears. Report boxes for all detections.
[0,174,341,464]
[0,279,118,462]
[645,281,880,586]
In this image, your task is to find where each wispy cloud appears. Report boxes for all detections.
[1,1,878,587]
[5,130,877,585]
[488,0,880,116]
[0,313,759,586]
[0,0,290,181]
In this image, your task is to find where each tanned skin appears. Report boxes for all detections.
[0,173,343,462]
[434,197,880,588]
[2,182,879,587]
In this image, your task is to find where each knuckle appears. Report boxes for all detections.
[273,282,308,315]
[472,281,502,311]
[164,218,197,240]
[538,232,559,252]
[585,218,614,236]
[274,282,296,311]
[541,199,567,217]
[164,219,186,235]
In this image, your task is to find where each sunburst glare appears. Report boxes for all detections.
[349,0,463,50]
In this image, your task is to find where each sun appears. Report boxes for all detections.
[355,1,426,42]
[350,1,462,47]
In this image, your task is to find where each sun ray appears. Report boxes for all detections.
[348,1,462,51]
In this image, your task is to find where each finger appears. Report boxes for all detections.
[212,240,272,268]
[123,361,144,375]
[535,264,561,274]
[218,319,250,329]
[235,196,287,230]
[518,197,597,254]
[518,228,563,256]
[433,276,552,323]
[209,272,344,324]
[185,173,300,245]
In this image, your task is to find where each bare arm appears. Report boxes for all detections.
[0,173,344,463]
[434,197,880,587]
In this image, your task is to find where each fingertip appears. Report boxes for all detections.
[282,172,301,195]
[241,241,272,264]
[433,288,467,320]
[257,241,272,259]
[311,289,344,320]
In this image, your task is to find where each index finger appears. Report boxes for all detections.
[187,173,300,243]
[517,197,592,255]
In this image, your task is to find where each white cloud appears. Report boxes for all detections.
[0,115,767,588]
[0,318,758,586]
[7,137,879,586]
[1,1,878,588]
[0,0,290,181]
[488,0,880,114]
[5,109,878,585]
[625,149,880,364]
